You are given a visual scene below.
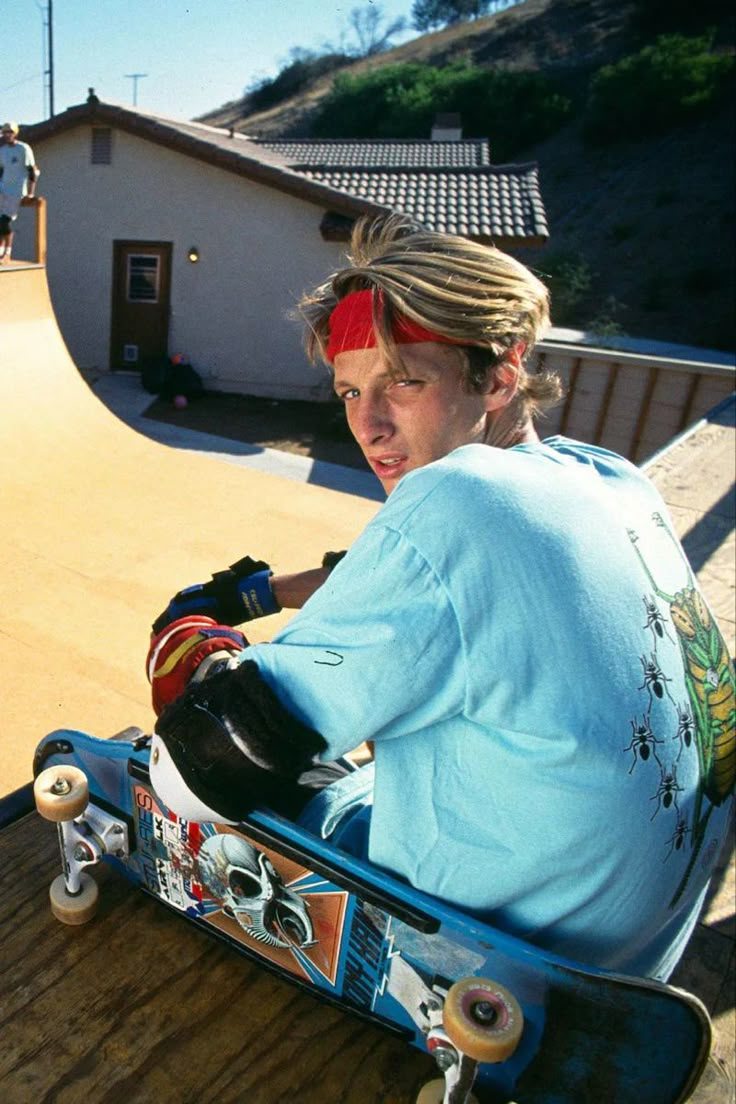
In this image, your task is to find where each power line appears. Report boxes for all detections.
[0,73,41,94]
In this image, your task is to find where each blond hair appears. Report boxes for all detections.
[299,215,561,421]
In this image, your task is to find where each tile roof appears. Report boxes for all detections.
[24,100,388,221]
[304,164,548,243]
[255,137,545,244]
[24,100,547,245]
[255,138,491,168]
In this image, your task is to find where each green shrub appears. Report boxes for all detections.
[248,53,350,112]
[312,60,571,157]
[585,297,628,338]
[537,252,592,325]
[584,33,734,143]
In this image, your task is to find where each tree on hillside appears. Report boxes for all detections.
[411,0,503,32]
[245,4,404,108]
[584,32,734,142]
[245,48,350,111]
[312,60,570,157]
[346,3,407,57]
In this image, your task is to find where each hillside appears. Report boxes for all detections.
[200,0,640,137]
[200,0,735,353]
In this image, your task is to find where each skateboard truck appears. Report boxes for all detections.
[34,765,130,924]
[389,955,524,1104]
[422,1023,483,1104]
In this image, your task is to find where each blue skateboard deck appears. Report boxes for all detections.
[33,727,711,1104]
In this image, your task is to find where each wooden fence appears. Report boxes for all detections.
[530,340,735,464]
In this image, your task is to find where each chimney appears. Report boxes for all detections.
[431,113,462,141]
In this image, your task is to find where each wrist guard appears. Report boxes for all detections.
[152,555,280,633]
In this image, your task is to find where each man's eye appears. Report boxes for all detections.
[394,378,422,389]
[337,388,359,402]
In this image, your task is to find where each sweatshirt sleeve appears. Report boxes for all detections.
[241,520,466,761]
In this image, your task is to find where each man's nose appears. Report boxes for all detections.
[351,395,393,446]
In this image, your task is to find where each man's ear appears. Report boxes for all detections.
[483,344,525,413]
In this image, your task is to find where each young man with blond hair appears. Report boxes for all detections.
[146,216,735,985]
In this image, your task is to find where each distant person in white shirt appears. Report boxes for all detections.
[0,121,39,263]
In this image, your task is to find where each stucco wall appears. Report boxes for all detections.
[13,126,346,399]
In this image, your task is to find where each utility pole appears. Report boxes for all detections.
[43,0,55,117]
[125,73,148,107]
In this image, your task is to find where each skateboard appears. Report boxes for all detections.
[33,726,712,1104]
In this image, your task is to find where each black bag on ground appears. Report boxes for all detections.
[141,356,204,400]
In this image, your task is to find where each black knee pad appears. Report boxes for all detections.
[0,215,12,235]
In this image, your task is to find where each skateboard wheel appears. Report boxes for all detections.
[416,1080,479,1104]
[34,765,89,821]
[443,977,524,1063]
[49,872,99,924]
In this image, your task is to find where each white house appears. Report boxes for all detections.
[18,95,548,400]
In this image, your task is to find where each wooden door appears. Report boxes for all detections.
[110,241,172,370]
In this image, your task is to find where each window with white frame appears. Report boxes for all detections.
[127,255,160,302]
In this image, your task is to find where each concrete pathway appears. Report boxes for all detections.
[87,369,384,501]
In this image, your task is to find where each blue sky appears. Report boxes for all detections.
[2,0,415,126]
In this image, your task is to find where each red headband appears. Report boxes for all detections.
[325,289,466,364]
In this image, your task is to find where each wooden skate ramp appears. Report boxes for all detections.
[0,264,379,794]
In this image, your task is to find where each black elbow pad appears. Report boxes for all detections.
[154,659,327,820]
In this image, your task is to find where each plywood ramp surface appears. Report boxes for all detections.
[0,266,379,794]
